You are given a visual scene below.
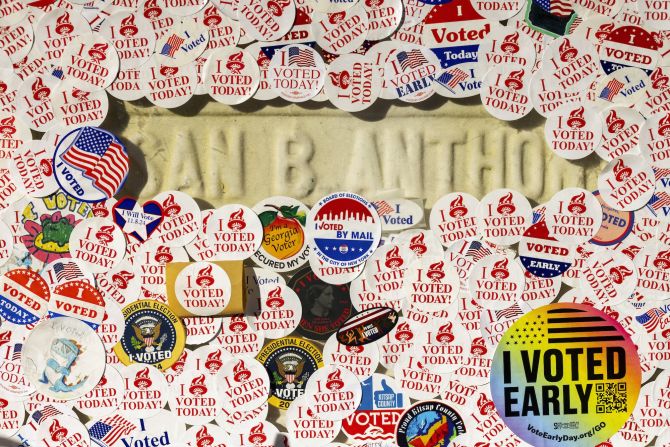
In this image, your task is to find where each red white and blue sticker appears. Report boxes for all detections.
[53,127,129,203]
[112,196,164,242]
[307,192,381,267]
[0,268,50,325]
[519,220,573,278]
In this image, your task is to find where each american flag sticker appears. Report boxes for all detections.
[55,126,129,202]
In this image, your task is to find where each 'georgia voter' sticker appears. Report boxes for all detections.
[491,303,641,447]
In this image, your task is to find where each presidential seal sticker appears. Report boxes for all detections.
[115,299,186,371]
[0,268,50,325]
[255,336,323,409]
[21,316,106,401]
[490,303,641,447]
[307,192,381,268]
[396,400,466,447]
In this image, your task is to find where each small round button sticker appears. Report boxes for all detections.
[204,47,260,105]
[324,53,382,112]
[268,44,326,102]
[307,191,381,268]
[640,112,670,170]
[384,43,440,103]
[61,34,120,92]
[312,4,369,55]
[396,401,466,447]
[114,299,186,371]
[68,217,126,274]
[480,63,533,121]
[430,192,480,247]
[205,205,263,260]
[22,317,106,401]
[153,190,201,246]
[53,127,129,203]
[544,188,603,245]
[236,0,295,42]
[542,35,600,93]
[169,369,222,425]
[545,103,602,160]
[477,188,532,246]
[119,363,169,419]
[154,19,210,67]
[175,262,231,316]
[597,154,656,211]
[217,355,270,412]
[491,303,641,447]
[139,54,198,108]
[0,268,50,325]
[519,221,573,279]
[99,10,156,70]
[596,106,644,161]
[468,254,525,310]
[304,364,362,421]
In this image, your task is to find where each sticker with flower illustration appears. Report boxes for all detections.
[20,191,94,266]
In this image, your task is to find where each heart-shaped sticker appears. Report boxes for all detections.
[112,197,164,241]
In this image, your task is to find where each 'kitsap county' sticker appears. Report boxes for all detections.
[114,299,186,371]
[490,303,641,447]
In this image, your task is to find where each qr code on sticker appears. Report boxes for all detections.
[595,382,627,414]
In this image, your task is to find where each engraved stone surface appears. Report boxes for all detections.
[108,97,605,207]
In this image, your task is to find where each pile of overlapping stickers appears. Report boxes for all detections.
[1,0,670,446]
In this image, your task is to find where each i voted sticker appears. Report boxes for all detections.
[236,0,294,42]
[312,4,369,55]
[544,103,602,160]
[53,126,129,203]
[22,317,106,401]
[477,188,532,246]
[99,10,156,70]
[519,221,572,278]
[61,34,120,92]
[268,44,326,102]
[384,43,439,103]
[206,204,263,260]
[217,355,270,412]
[430,192,480,247]
[68,217,126,274]
[324,53,382,112]
[175,261,231,316]
[169,369,221,425]
[544,188,603,244]
[596,106,644,161]
[139,54,198,108]
[598,154,656,211]
[469,254,525,310]
[204,47,259,105]
[480,63,533,121]
[0,268,50,325]
[154,19,209,67]
[48,280,105,329]
[304,364,362,421]
[119,363,169,419]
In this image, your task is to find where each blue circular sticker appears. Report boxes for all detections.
[53,126,129,203]
[307,192,381,268]
[519,220,572,278]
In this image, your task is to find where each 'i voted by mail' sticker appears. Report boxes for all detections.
[307,192,382,268]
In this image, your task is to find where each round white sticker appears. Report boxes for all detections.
[204,46,260,104]
[175,261,231,316]
[268,44,326,102]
